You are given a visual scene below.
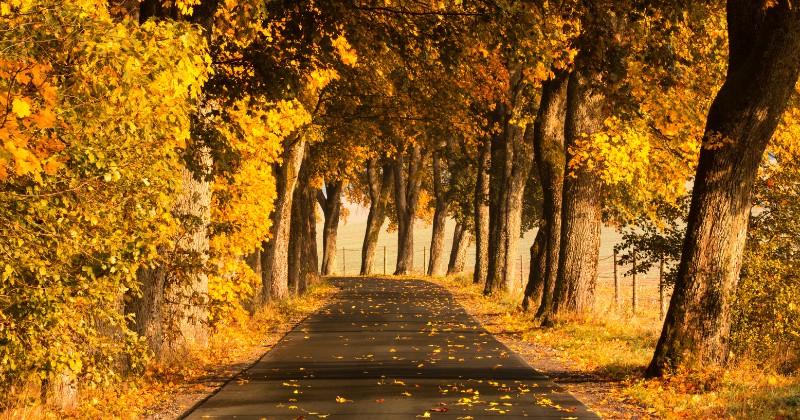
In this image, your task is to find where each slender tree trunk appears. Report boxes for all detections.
[531,71,570,319]
[394,144,426,275]
[484,65,535,295]
[548,65,608,320]
[473,136,491,284]
[289,154,311,296]
[261,135,306,304]
[244,249,261,311]
[447,222,471,275]
[361,159,393,275]
[523,227,547,311]
[428,155,448,276]
[318,181,343,275]
[304,179,320,289]
[647,2,800,377]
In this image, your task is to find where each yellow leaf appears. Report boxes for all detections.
[11,98,31,118]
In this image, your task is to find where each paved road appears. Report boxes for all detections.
[185,277,600,419]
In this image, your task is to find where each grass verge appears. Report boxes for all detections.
[2,280,337,420]
[431,273,800,419]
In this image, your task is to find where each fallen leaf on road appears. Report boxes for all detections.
[335,396,353,403]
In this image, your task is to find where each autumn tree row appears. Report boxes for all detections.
[2,0,799,412]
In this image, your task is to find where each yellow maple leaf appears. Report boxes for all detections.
[11,98,31,118]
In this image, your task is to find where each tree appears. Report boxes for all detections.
[526,70,569,313]
[360,158,394,275]
[647,0,800,376]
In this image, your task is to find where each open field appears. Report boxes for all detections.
[319,213,668,313]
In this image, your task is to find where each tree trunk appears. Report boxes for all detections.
[130,0,216,362]
[261,135,306,304]
[523,227,547,311]
[428,154,448,276]
[289,154,312,296]
[447,222,471,275]
[361,159,393,275]
[318,181,343,275]
[647,2,800,377]
[244,249,261,311]
[531,71,570,319]
[484,65,535,295]
[548,65,608,320]
[472,137,491,284]
[306,182,319,287]
[128,265,165,357]
[394,144,427,275]
[42,371,77,412]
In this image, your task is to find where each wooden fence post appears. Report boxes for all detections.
[632,249,638,315]
[613,250,619,310]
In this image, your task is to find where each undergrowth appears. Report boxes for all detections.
[1,280,336,420]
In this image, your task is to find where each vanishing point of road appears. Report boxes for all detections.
[185,277,600,419]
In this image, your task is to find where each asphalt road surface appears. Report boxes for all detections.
[184,277,601,419]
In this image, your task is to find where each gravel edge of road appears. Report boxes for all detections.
[143,286,341,420]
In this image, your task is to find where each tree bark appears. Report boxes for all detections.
[472,136,491,284]
[289,154,311,296]
[304,176,320,289]
[361,159,393,275]
[523,226,547,311]
[317,181,343,275]
[548,65,608,320]
[130,0,216,363]
[428,154,448,276]
[261,135,306,304]
[647,1,800,377]
[393,144,427,275]
[447,221,471,275]
[484,64,535,295]
[128,265,165,357]
[530,70,570,319]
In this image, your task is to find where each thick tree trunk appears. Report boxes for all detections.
[447,222,471,275]
[523,227,547,311]
[394,144,427,275]
[531,71,569,319]
[472,137,491,284]
[130,0,216,362]
[548,66,608,320]
[361,159,393,275]
[647,2,800,377]
[42,371,77,412]
[428,155,448,276]
[261,135,306,304]
[128,265,165,357]
[130,149,213,359]
[318,181,343,275]
[484,65,535,295]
